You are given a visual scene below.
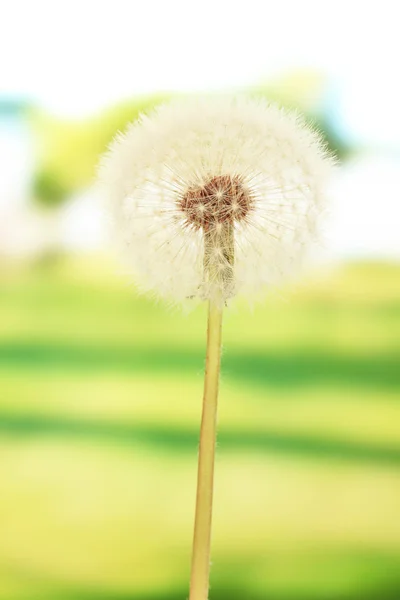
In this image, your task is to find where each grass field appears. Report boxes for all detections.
[0,255,399,599]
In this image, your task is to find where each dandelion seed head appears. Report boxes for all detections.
[98,95,334,304]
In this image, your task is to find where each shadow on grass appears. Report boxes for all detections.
[1,413,400,466]
[0,575,400,600]
[52,586,400,600]
[0,342,399,390]
[1,559,400,600]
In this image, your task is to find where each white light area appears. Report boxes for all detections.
[0,207,53,258]
[0,125,32,208]
[334,73,400,146]
[1,0,399,130]
[59,190,107,252]
[327,156,400,260]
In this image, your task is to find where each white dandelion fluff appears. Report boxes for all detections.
[99,95,333,304]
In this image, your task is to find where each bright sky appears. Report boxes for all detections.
[1,0,400,145]
[0,0,399,259]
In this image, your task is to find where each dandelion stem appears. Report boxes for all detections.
[189,299,223,600]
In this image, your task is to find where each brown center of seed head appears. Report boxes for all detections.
[179,174,252,230]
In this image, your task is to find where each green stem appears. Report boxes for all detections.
[189,300,223,600]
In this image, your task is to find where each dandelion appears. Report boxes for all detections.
[98,95,333,600]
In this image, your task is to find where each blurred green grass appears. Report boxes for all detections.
[0,256,399,600]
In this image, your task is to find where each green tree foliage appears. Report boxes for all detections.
[30,94,170,207]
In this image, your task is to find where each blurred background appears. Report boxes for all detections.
[0,1,399,599]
